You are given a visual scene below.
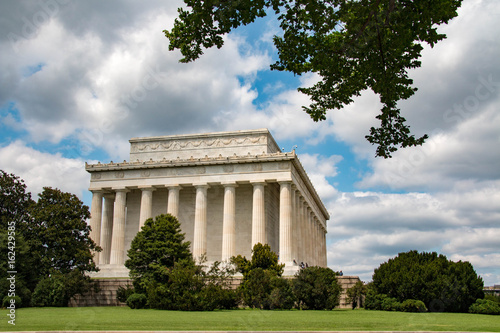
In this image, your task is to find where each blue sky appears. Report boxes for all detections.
[1,0,499,285]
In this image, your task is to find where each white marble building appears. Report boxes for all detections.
[86,129,329,277]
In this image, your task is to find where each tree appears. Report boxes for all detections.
[346,280,367,309]
[232,242,284,277]
[0,231,33,307]
[25,187,101,305]
[165,0,462,158]
[371,250,484,312]
[293,266,342,310]
[125,213,192,292]
[1,173,102,306]
[232,243,291,309]
[28,187,100,276]
[125,214,238,310]
[0,170,34,231]
[0,170,37,304]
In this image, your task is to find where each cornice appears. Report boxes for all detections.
[85,152,296,172]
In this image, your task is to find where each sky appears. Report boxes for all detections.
[0,0,499,286]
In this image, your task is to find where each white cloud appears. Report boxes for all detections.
[358,105,500,192]
[0,141,91,199]
[1,0,499,287]
[297,153,342,202]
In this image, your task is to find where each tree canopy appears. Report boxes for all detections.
[232,242,284,277]
[370,250,484,312]
[293,266,342,310]
[165,0,462,157]
[0,170,34,230]
[28,187,100,276]
[1,171,101,307]
[125,213,193,291]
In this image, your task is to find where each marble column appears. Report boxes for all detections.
[297,197,304,263]
[279,181,293,263]
[291,187,298,262]
[167,186,181,217]
[307,213,313,266]
[193,184,209,260]
[110,189,128,265]
[313,218,321,266]
[139,187,155,230]
[324,229,328,267]
[221,183,237,261]
[306,207,312,265]
[89,191,103,265]
[251,182,266,247]
[99,193,114,265]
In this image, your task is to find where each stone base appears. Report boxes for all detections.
[74,270,361,309]
[282,262,301,277]
[337,276,362,309]
[69,278,132,307]
[90,264,130,278]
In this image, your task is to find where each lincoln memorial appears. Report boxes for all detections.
[86,129,329,277]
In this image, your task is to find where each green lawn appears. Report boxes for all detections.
[1,307,499,332]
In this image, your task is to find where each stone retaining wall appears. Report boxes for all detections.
[69,279,131,307]
[71,276,361,308]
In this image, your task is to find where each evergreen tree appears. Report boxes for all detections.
[233,243,292,309]
[125,214,192,292]
[293,266,342,310]
[0,170,34,230]
[371,250,484,312]
[28,187,100,276]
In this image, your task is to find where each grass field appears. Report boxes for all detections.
[1,307,499,332]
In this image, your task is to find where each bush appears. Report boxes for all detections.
[32,274,67,307]
[485,294,500,303]
[116,285,134,303]
[239,267,275,309]
[364,289,387,310]
[268,278,296,310]
[126,293,148,309]
[469,299,500,315]
[2,295,22,309]
[381,296,401,311]
[31,270,95,307]
[401,299,427,312]
[293,266,341,310]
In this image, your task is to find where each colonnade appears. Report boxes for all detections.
[89,181,327,270]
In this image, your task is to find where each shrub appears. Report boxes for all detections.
[401,299,427,312]
[239,267,275,309]
[126,293,148,309]
[268,278,296,310]
[364,289,387,310]
[116,285,134,303]
[469,299,500,315]
[381,296,401,311]
[31,270,94,307]
[293,266,341,310]
[485,294,500,303]
[2,295,22,309]
[32,274,67,307]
